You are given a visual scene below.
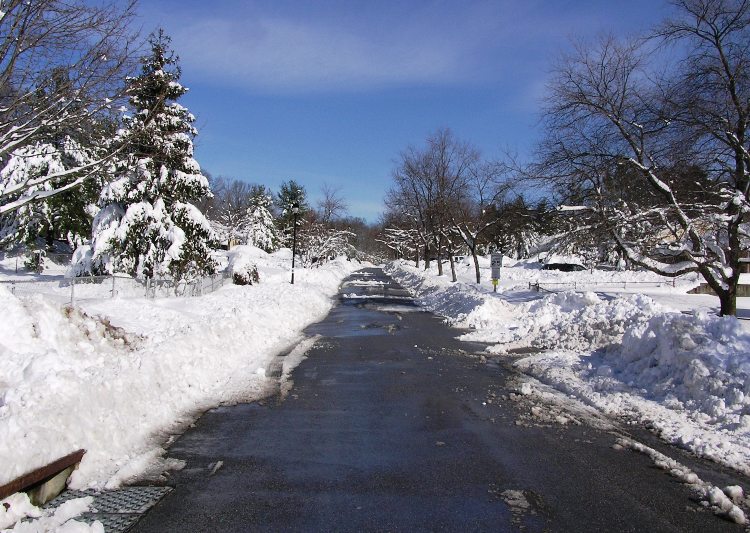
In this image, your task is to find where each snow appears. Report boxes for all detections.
[384,258,750,476]
[614,437,747,524]
[0,493,101,532]
[0,249,359,528]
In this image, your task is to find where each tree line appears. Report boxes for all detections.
[381,128,555,284]
[199,175,379,266]
[381,0,749,316]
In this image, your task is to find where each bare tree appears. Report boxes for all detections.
[317,183,348,224]
[538,0,748,315]
[217,178,253,244]
[657,0,750,314]
[449,161,511,283]
[0,0,139,215]
[389,128,479,279]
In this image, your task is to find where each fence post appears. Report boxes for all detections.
[111,275,116,298]
[70,278,75,306]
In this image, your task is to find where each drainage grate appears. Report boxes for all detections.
[44,486,171,532]
[78,512,141,532]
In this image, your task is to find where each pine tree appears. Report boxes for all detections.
[245,185,279,252]
[0,137,102,251]
[275,180,308,247]
[275,180,308,226]
[73,30,216,280]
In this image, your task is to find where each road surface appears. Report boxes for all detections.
[132,267,745,532]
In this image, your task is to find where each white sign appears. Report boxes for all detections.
[490,253,503,279]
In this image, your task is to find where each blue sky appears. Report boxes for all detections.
[138,0,671,222]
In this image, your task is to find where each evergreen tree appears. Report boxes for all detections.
[275,180,308,248]
[275,180,308,227]
[72,30,216,280]
[0,137,102,251]
[245,185,280,252]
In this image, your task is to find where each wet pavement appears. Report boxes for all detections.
[131,267,744,532]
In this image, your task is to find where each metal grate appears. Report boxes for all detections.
[44,486,171,532]
[77,512,140,531]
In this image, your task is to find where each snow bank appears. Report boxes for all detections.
[0,256,359,494]
[385,259,750,475]
[0,493,101,532]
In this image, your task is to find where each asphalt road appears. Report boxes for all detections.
[131,267,745,532]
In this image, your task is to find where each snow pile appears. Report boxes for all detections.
[461,291,665,353]
[0,493,101,532]
[227,245,261,285]
[0,255,359,497]
[383,262,516,330]
[615,311,750,421]
[385,259,750,474]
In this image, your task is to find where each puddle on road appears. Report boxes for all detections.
[306,302,406,338]
[307,269,423,338]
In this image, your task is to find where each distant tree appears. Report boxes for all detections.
[382,189,428,268]
[276,180,309,246]
[449,161,509,283]
[317,183,348,224]
[486,196,548,259]
[299,223,355,265]
[73,30,216,280]
[216,178,252,245]
[389,128,480,280]
[246,184,280,252]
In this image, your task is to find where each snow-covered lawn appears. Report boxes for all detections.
[384,258,750,478]
[0,246,360,528]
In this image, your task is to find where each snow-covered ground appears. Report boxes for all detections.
[0,246,360,530]
[384,257,750,479]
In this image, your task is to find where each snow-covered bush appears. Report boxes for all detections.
[233,264,259,285]
[228,245,262,285]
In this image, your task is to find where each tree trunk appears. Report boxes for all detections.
[471,248,481,284]
[449,253,457,282]
[45,226,55,250]
[437,251,444,276]
[719,283,737,317]
[424,245,430,270]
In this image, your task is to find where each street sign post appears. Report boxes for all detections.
[490,253,503,292]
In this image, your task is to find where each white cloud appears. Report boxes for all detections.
[163,5,501,92]
[147,0,660,94]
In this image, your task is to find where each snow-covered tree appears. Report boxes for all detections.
[1,138,102,250]
[245,185,280,252]
[215,179,252,246]
[73,30,216,280]
[276,180,308,227]
[299,223,355,265]
[539,0,749,315]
